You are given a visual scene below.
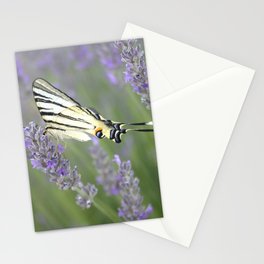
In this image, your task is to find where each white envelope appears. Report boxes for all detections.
[122,23,255,247]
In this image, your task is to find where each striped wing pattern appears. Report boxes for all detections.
[32,78,95,141]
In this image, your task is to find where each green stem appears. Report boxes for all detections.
[93,199,120,223]
[72,185,120,222]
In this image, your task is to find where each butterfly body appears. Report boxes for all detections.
[32,78,153,143]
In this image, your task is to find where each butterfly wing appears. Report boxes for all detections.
[45,127,92,142]
[32,78,95,141]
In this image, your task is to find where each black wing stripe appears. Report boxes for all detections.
[46,120,89,130]
[39,112,57,116]
[33,85,61,98]
[85,107,102,120]
[37,107,53,112]
[110,129,116,140]
[33,79,81,106]
[41,112,93,126]
[38,104,95,129]
[33,87,75,108]
[45,127,65,132]
[93,113,100,120]
[58,112,93,125]
[35,98,69,109]
[114,131,121,143]
[33,91,51,100]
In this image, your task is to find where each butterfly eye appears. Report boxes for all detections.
[96,130,103,139]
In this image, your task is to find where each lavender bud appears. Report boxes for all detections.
[24,122,97,209]
[89,139,153,220]
[89,138,121,195]
[115,40,151,109]
[116,158,153,221]
[96,43,125,87]
[75,182,98,209]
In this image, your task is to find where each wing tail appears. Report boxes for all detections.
[120,121,153,132]
[125,121,153,126]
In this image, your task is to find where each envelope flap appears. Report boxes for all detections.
[122,23,239,100]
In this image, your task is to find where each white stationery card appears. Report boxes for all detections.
[122,23,255,247]
[15,39,163,231]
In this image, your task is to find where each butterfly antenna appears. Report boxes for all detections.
[125,128,154,132]
[126,121,153,126]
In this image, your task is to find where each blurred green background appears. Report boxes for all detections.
[16,40,163,231]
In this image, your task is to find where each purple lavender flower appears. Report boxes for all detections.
[89,138,121,195]
[96,43,125,87]
[96,43,122,69]
[24,122,97,208]
[115,40,151,109]
[68,46,94,70]
[75,182,98,208]
[89,140,153,220]
[114,156,153,221]
[24,123,152,217]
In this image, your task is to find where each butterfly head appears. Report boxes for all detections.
[95,127,105,139]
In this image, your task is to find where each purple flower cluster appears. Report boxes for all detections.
[24,122,152,219]
[68,46,94,70]
[113,155,153,221]
[115,40,151,109]
[89,138,121,195]
[96,43,125,87]
[74,182,98,209]
[89,140,153,221]
[24,122,97,208]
